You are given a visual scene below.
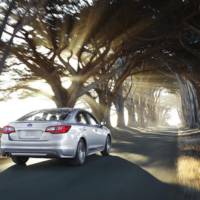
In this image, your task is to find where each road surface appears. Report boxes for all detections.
[0,128,199,200]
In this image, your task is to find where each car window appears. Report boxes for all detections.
[76,112,88,125]
[87,113,99,126]
[18,110,72,121]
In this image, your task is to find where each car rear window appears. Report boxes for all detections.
[17,110,72,121]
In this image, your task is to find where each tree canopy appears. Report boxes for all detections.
[0,0,200,128]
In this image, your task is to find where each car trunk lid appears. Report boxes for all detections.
[9,121,62,141]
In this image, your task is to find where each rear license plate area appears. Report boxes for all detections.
[18,130,42,139]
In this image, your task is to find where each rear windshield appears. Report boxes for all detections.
[17,110,72,121]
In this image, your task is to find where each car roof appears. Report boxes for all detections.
[36,108,86,113]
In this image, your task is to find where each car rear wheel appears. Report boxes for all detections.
[73,139,86,166]
[11,156,29,165]
[101,135,111,156]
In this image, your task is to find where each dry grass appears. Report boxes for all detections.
[177,155,200,191]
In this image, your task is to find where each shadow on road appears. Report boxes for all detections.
[112,128,178,169]
[0,155,179,200]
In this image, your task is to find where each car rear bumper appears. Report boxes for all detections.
[1,143,76,158]
[0,133,78,158]
[1,146,76,158]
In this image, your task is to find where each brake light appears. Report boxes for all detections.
[2,126,15,134]
[45,125,71,134]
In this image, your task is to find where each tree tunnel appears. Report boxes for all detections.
[121,71,184,130]
[1,1,200,199]
[0,0,200,133]
[78,70,200,132]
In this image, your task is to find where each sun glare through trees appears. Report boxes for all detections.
[1,0,200,200]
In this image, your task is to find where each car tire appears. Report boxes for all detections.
[11,156,29,165]
[101,135,111,156]
[73,139,86,166]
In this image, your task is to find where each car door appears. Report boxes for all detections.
[86,113,105,149]
[75,111,97,151]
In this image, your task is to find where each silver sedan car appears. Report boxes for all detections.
[0,108,112,166]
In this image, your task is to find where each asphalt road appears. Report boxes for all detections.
[0,128,196,200]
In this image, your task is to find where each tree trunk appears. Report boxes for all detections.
[82,94,105,122]
[114,86,125,128]
[48,77,79,108]
[96,89,111,127]
[176,74,200,129]
[127,104,135,127]
[137,96,145,128]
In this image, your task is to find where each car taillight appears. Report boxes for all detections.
[45,125,71,134]
[2,126,15,134]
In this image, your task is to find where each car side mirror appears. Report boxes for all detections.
[99,121,106,128]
